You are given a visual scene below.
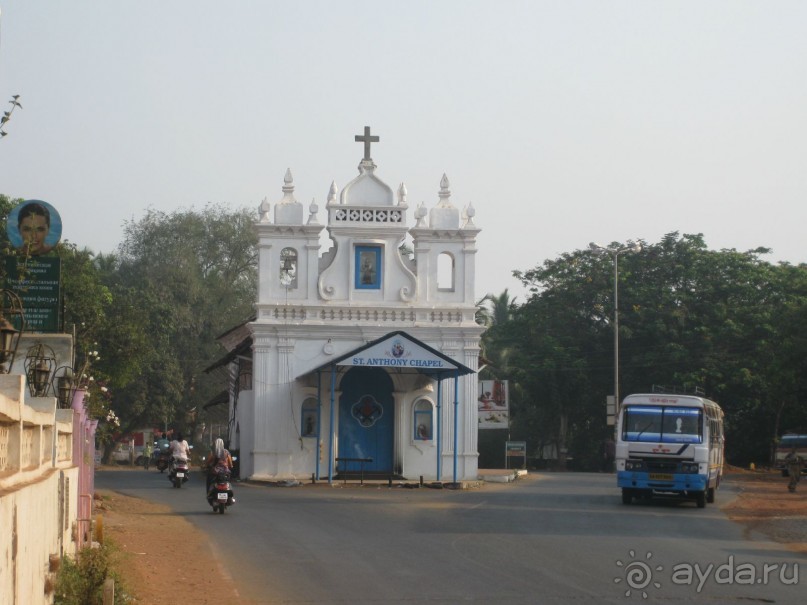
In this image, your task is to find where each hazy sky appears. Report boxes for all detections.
[1,1,805,301]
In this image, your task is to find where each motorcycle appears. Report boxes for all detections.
[168,456,190,488]
[153,439,172,473]
[207,470,235,514]
[155,451,171,473]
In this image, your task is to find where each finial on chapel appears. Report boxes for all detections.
[463,202,476,228]
[437,173,453,207]
[279,168,296,204]
[259,197,271,223]
[307,198,320,225]
[415,202,427,228]
[327,180,339,206]
[397,182,407,205]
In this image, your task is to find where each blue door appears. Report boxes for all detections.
[338,367,394,473]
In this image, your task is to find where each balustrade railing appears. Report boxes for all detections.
[0,380,76,488]
[258,303,473,325]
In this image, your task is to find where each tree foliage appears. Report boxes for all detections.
[477,289,518,379]
[111,205,257,439]
[0,194,27,281]
[1,197,257,458]
[496,233,807,468]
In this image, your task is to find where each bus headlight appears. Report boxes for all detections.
[625,460,645,471]
[680,462,699,473]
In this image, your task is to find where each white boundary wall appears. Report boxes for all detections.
[0,374,78,605]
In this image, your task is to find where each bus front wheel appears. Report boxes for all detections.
[621,489,633,504]
[695,491,706,508]
[706,487,715,503]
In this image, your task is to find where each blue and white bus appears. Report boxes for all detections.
[616,393,725,508]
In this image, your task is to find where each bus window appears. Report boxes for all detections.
[623,406,702,443]
[623,406,662,442]
[662,407,702,443]
[774,434,807,473]
[781,435,807,448]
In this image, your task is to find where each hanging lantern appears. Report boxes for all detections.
[52,365,77,408]
[24,343,56,397]
[0,290,25,374]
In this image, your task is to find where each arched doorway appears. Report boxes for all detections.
[338,367,394,474]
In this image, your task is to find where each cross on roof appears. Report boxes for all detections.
[355,126,379,161]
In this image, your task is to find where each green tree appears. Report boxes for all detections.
[114,204,258,440]
[477,289,517,377]
[476,289,520,466]
[510,233,807,468]
[615,234,799,464]
[510,249,606,468]
[0,196,258,459]
[0,194,26,282]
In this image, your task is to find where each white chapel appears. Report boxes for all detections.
[218,127,483,482]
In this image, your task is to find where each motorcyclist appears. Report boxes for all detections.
[204,438,233,495]
[169,432,191,479]
[155,437,170,456]
[152,436,171,472]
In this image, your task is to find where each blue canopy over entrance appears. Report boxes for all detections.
[297,331,476,484]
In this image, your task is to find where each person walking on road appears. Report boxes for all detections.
[785,447,804,492]
[143,441,152,470]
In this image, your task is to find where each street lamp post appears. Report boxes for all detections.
[589,242,641,421]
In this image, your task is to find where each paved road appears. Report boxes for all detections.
[96,470,804,603]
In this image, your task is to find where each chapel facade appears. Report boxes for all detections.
[226,128,483,481]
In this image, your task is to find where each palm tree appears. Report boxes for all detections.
[487,289,516,326]
[478,289,517,378]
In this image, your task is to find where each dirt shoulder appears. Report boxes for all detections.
[721,466,807,554]
[95,488,243,605]
[94,466,807,604]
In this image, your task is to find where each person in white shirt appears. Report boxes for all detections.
[170,432,191,461]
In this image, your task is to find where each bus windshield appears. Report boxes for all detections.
[779,435,807,448]
[622,406,703,443]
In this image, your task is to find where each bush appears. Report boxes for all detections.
[54,542,131,605]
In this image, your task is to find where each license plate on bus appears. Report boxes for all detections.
[649,473,673,481]
[217,493,228,501]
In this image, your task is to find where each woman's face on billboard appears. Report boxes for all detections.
[20,213,49,253]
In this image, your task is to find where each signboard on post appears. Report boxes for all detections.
[505,440,527,469]
[3,199,64,333]
[606,395,616,426]
[5,257,62,332]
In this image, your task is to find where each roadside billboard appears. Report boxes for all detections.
[478,379,509,429]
